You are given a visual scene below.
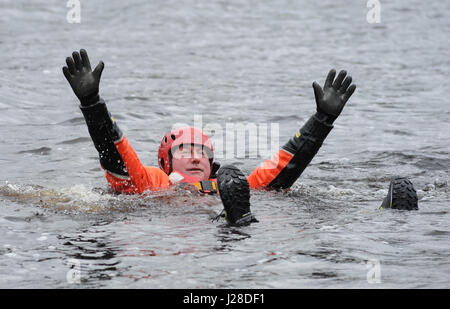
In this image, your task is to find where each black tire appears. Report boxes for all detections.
[217,165,256,225]
[387,176,419,210]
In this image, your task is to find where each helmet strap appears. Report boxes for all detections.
[168,151,173,174]
[210,162,220,178]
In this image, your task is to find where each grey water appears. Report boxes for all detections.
[0,0,449,288]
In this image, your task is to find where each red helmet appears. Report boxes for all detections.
[158,126,214,176]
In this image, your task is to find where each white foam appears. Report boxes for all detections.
[327,185,356,196]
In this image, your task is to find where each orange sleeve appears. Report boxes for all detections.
[247,149,293,189]
[248,113,334,190]
[112,136,171,194]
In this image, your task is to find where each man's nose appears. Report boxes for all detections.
[190,156,200,163]
[190,148,202,159]
[188,149,200,163]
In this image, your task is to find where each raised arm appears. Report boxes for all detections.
[63,49,128,178]
[248,69,356,190]
[62,50,171,193]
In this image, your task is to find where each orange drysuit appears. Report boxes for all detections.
[80,98,334,194]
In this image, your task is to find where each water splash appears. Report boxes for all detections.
[0,181,221,215]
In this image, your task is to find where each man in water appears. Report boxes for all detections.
[62,49,417,225]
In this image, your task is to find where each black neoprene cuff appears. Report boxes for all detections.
[79,98,123,142]
[299,113,334,141]
[281,113,333,156]
[80,94,100,107]
[315,110,337,125]
[79,97,127,176]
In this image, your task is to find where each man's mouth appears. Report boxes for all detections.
[187,168,203,173]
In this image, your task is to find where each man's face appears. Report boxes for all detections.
[171,144,211,180]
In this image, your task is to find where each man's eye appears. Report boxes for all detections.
[196,149,207,157]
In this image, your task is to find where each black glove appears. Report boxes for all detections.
[62,49,104,106]
[312,69,356,123]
